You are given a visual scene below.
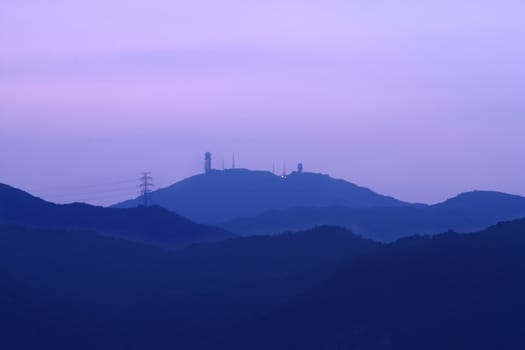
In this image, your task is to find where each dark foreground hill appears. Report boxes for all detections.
[114,169,411,223]
[2,219,525,349]
[241,219,525,350]
[0,224,380,349]
[0,183,232,248]
[222,191,525,241]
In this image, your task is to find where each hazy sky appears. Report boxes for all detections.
[1,0,524,205]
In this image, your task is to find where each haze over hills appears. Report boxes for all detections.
[0,183,232,248]
[4,0,523,348]
[3,171,524,349]
[114,168,413,224]
[221,191,525,241]
[113,167,525,240]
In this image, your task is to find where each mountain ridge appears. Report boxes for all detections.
[220,190,525,241]
[2,216,525,349]
[0,183,233,248]
[114,169,414,224]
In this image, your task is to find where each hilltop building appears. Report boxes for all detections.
[205,152,212,174]
[204,152,304,176]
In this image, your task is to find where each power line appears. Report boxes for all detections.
[47,191,137,201]
[27,178,138,193]
[26,175,153,205]
[38,186,137,199]
[50,192,138,204]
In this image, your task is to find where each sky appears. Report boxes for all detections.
[1,0,524,206]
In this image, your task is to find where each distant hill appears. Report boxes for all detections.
[114,169,411,224]
[0,183,232,248]
[433,190,525,223]
[221,191,525,241]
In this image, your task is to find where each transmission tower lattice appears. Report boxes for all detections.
[139,172,154,206]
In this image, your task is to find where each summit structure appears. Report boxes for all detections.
[204,152,212,174]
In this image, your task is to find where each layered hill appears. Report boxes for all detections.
[0,183,232,248]
[433,190,525,223]
[238,219,525,350]
[2,217,525,349]
[221,191,525,241]
[114,169,411,224]
[0,224,380,349]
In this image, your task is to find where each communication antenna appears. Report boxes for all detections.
[232,154,236,169]
[222,159,225,170]
[204,152,212,174]
[139,172,154,206]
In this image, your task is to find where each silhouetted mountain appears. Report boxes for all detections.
[0,224,379,296]
[0,183,232,248]
[114,169,411,223]
[0,224,380,349]
[237,219,525,350]
[433,190,525,224]
[221,191,525,241]
[3,219,525,349]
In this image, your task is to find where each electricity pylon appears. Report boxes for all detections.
[139,172,153,206]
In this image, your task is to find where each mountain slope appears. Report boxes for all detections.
[0,183,232,248]
[433,190,525,224]
[237,219,525,350]
[0,224,380,297]
[2,218,525,349]
[0,224,381,349]
[114,169,411,224]
[221,191,525,241]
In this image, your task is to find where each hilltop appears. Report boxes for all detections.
[114,169,411,224]
[0,183,232,248]
[221,190,525,241]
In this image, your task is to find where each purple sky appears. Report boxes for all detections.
[1,0,524,206]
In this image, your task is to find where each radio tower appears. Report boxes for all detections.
[139,172,154,206]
